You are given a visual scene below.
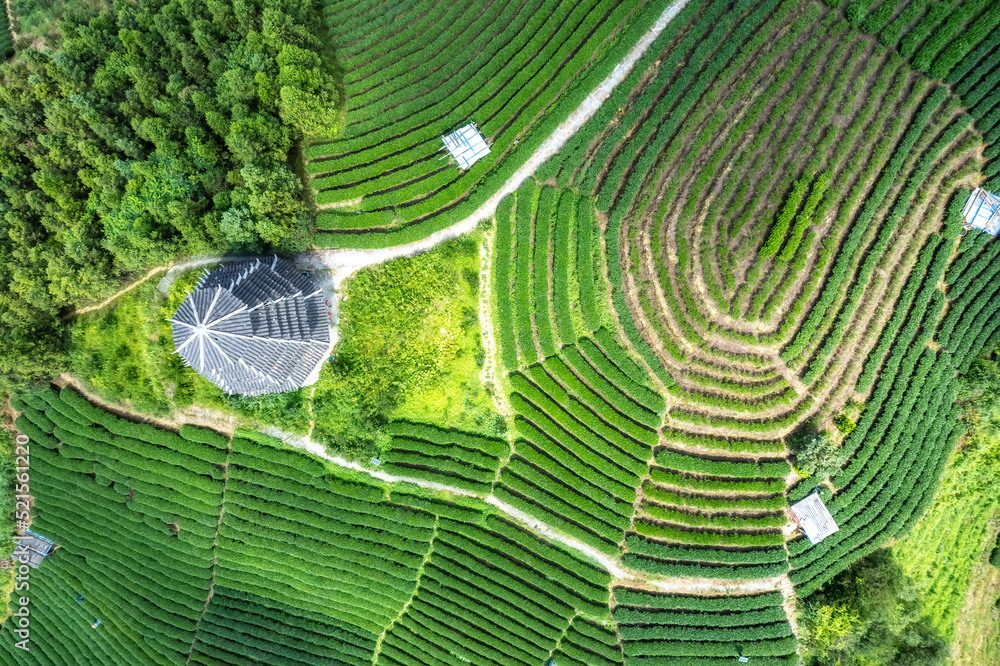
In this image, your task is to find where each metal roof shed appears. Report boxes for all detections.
[13,531,54,568]
[169,257,331,397]
[962,188,1000,235]
[790,493,839,545]
[442,124,490,169]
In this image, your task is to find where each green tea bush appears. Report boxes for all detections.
[654,449,789,479]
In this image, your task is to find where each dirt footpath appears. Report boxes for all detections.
[296,0,694,289]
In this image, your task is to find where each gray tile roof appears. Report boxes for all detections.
[169,257,330,396]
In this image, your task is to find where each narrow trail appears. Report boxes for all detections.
[265,427,785,596]
[61,255,261,322]
[3,0,16,42]
[778,574,801,646]
[61,264,170,321]
[54,375,240,436]
[372,520,438,663]
[184,443,232,666]
[60,0,692,319]
[56,374,799,633]
[156,255,260,294]
[477,224,514,418]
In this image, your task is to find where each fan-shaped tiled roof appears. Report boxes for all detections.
[170,257,330,396]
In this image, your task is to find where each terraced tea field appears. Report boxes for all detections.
[7,387,802,663]
[307,0,678,248]
[614,589,798,662]
[7,0,1000,663]
[493,178,795,579]
[2,389,620,665]
[524,0,998,598]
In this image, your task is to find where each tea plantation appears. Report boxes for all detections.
[2,388,618,665]
[4,0,1000,663]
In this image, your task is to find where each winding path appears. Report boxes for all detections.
[60,264,169,321]
[56,372,795,603]
[298,0,692,288]
[268,419,799,636]
[3,0,16,43]
[52,0,800,631]
[63,0,692,317]
[263,427,787,596]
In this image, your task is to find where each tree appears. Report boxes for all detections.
[801,550,949,666]
[220,206,261,251]
[230,163,309,249]
[959,357,1000,431]
[802,604,860,659]
[790,427,850,480]
[0,0,340,383]
[277,43,338,138]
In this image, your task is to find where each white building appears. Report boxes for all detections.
[962,188,1000,235]
[790,492,839,545]
[442,124,490,169]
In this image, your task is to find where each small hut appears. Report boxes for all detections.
[13,531,54,568]
[962,188,1000,235]
[790,492,839,545]
[442,124,490,169]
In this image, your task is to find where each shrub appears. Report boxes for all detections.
[760,178,809,257]
[834,414,857,436]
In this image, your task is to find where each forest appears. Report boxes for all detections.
[0,0,337,383]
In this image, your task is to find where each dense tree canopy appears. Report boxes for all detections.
[800,549,949,666]
[0,0,337,383]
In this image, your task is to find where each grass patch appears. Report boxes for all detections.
[893,357,1000,639]
[951,514,1000,666]
[312,234,500,460]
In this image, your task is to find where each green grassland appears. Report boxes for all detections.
[312,235,503,458]
[893,356,1000,639]
[951,516,1000,666]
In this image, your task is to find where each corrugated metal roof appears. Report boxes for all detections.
[13,531,54,568]
[790,493,839,545]
[170,257,330,396]
[443,123,490,169]
[963,188,1000,235]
